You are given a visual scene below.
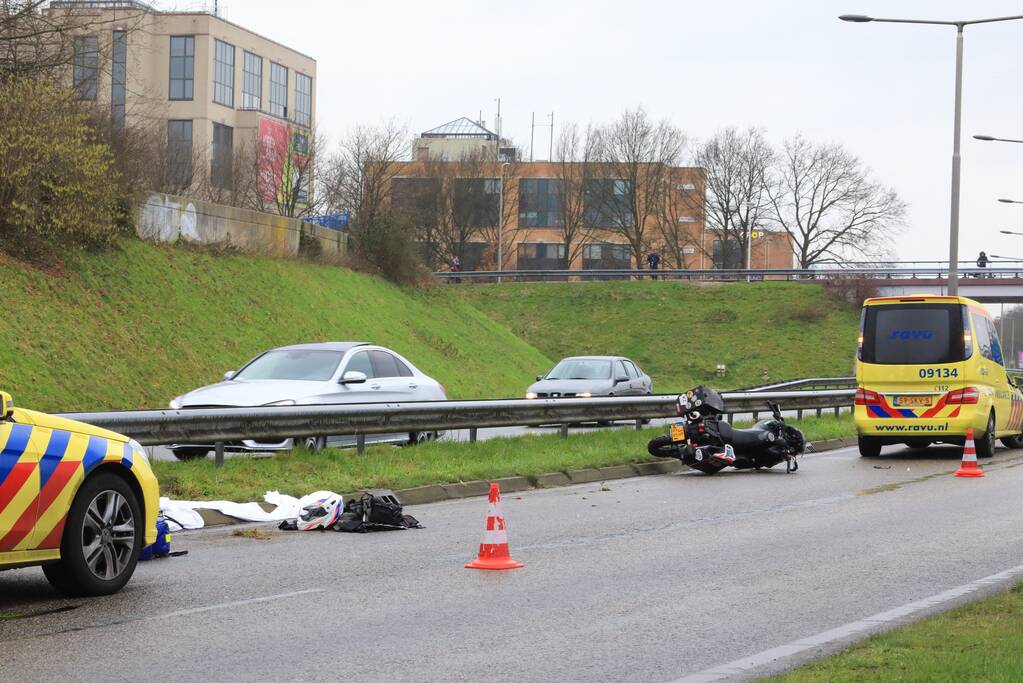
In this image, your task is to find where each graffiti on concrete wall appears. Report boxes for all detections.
[139,193,199,242]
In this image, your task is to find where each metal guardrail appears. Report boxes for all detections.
[743,377,856,392]
[434,267,1023,281]
[59,390,854,464]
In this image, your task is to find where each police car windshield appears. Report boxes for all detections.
[235,350,344,381]
[546,359,612,380]
[861,304,967,365]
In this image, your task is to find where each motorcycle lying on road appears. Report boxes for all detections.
[647,386,806,474]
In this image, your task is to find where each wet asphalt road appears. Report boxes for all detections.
[3,443,1022,681]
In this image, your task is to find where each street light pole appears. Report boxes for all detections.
[497,161,510,283]
[948,24,964,296]
[840,13,1023,297]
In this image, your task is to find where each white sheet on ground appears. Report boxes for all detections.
[160,491,303,531]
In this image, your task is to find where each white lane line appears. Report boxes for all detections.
[155,589,325,620]
[671,563,1023,682]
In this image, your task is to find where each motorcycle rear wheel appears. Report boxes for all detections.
[647,435,678,458]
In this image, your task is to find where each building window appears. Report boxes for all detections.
[712,239,742,269]
[169,35,194,100]
[295,73,312,127]
[584,179,633,228]
[73,35,98,100]
[212,122,234,190]
[111,29,127,127]
[269,62,288,118]
[582,243,631,270]
[167,120,193,189]
[213,39,235,107]
[518,178,564,228]
[517,242,566,270]
[453,178,499,228]
[292,132,309,155]
[242,51,262,110]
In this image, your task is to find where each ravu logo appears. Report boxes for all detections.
[889,330,934,340]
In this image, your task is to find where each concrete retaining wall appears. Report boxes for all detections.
[136,192,348,258]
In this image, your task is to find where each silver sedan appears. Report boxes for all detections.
[168,342,447,460]
[526,356,653,399]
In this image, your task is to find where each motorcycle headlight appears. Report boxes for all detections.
[128,439,151,467]
[264,399,297,407]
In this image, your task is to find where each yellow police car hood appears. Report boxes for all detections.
[13,407,130,443]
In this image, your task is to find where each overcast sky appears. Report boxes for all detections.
[170,0,1023,264]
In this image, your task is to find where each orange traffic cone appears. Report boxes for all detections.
[955,428,985,478]
[465,483,524,570]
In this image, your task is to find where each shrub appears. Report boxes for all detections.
[0,79,123,261]
[787,300,830,323]
[349,209,428,286]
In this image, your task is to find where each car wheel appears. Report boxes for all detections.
[408,431,432,446]
[301,436,327,451]
[975,413,996,459]
[42,472,143,597]
[903,440,931,450]
[858,436,882,458]
[172,448,209,461]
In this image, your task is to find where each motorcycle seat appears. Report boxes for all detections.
[716,421,772,449]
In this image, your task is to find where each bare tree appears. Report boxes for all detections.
[1,1,143,83]
[322,119,409,229]
[588,108,687,265]
[766,134,906,268]
[257,126,323,218]
[689,127,774,268]
[550,123,598,268]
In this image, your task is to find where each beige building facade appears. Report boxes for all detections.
[50,1,315,196]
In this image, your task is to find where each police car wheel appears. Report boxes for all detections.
[172,448,209,461]
[42,473,143,597]
[1001,434,1023,449]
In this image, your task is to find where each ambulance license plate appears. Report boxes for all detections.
[894,395,932,407]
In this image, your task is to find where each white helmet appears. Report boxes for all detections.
[295,491,343,531]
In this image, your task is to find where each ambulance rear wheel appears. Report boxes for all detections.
[1001,434,1023,449]
[42,472,143,597]
[976,413,996,459]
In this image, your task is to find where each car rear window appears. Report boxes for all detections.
[861,303,967,365]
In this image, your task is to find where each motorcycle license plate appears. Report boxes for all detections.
[894,395,932,407]
[670,422,687,442]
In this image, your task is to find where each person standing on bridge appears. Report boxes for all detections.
[646,251,661,280]
[977,251,990,278]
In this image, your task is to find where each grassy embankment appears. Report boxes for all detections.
[153,414,853,501]
[0,240,551,412]
[767,581,1023,682]
[461,280,860,392]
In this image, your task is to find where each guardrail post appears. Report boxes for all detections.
[214,441,224,468]
[560,424,569,439]
[635,418,643,431]
[816,407,823,418]
[356,434,366,455]
[834,406,841,417]
[797,408,804,420]
[469,427,478,443]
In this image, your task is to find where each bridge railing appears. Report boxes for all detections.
[435,267,1023,282]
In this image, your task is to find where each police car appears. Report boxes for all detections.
[0,390,159,596]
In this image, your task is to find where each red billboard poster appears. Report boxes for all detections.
[258,117,292,202]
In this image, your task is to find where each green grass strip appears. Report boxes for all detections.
[766,581,1023,682]
[152,414,852,501]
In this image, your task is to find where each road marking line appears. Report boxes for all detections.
[155,589,325,620]
[671,563,1023,682]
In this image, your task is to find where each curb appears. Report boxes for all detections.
[194,436,856,528]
